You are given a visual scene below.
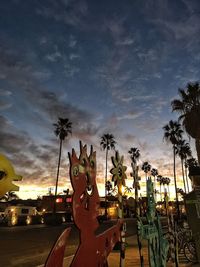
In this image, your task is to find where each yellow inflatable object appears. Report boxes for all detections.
[0,154,22,198]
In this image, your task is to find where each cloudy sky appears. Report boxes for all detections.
[1,0,200,199]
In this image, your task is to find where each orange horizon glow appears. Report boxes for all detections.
[14,174,192,201]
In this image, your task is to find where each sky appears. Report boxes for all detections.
[1,0,200,200]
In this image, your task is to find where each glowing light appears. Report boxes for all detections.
[66,197,72,203]
[56,198,62,203]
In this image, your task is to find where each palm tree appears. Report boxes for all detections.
[162,177,168,194]
[185,157,198,191]
[0,191,19,201]
[176,139,191,193]
[181,143,192,193]
[128,147,141,230]
[165,177,171,198]
[110,186,118,196]
[53,118,72,198]
[186,157,198,167]
[123,186,133,196]
[100,133,116,218]
[171,82,200,164]
[105,181,113,196]
[128,147,140,165]
[177,188,185,199]
[141,161,151,181]
[157,175,163,201]
[151,168,158,201]
[128,147,140,194]
[163,120,183,217]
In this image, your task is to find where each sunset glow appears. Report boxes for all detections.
[1,0,199,201]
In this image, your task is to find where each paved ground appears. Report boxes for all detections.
[1,219,199,267]
[107,235,200,267]
[61,235,199,267]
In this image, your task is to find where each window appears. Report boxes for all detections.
[21,209,29,214]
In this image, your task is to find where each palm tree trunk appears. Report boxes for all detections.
[160,183,162,202]
[105,148,108,218]
[132,163,138,214]
[168,184,170,198]
[173,145,180,218]
[154,176,157,202]
[181,159,186,193]
[54,139,62,214]
[195,138,200,165]
[184,162,190,192]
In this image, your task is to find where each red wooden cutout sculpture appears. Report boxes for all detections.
[68,142,122,267]
[44,227,71,267]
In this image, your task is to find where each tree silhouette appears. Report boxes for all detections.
[176,139,191,193]
[171,82,200,164]
[186,157,198,168]
[157,175,163,201]
[128,147,140,165]
[123,186,133,196]
[105,181,113,196]
[163,120,183,217]
[142,161,151,181]
[162,177,168,193]
[128,147,140,196]
[0,191,19,201]
[100,133,116,218]
[185,157,198,191]
[53,118,72,199]
[151,168,158,200]
[165,177,171,198]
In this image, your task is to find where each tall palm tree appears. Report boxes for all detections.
[162,177,168,193]
[141,161,151,181]
[157,175,163,201]
[151,168,158,185]
[176,139,191,193]
[171,82,200,164]
[53,118,72,198]
[185,157,198,191]
[165,177,171,198]
[163,120,183,217]
[100,133,116,218]
[128,147,140,165]
[186,157,198,167]
[128,144,141,252]
[181,143,192,193]
[105,181,113,196]
[151,168,158,201]
[128,147,140,196]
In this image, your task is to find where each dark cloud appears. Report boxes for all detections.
[0,115,59,185]
[35,0,88,27]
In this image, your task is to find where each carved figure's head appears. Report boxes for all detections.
[68,142,99,230]
[0,154,22,198]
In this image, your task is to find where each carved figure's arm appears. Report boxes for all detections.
[98,219,123,255]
